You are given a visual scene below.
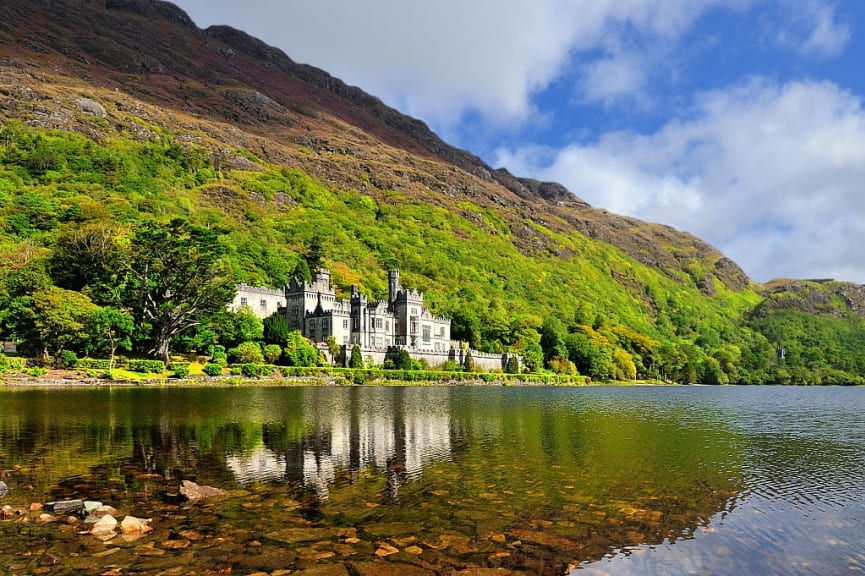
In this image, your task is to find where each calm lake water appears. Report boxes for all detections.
[0,385,863,575]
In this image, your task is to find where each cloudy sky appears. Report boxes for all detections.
[174,0,865,283]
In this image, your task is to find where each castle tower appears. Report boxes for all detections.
[388,269,400,303]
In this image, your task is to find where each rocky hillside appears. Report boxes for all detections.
[0,0,748,291]
[1,0,864,384]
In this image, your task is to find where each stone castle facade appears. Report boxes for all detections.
[233,268,451,352]
[233,268,517,371]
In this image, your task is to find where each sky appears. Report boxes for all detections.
[173,0,865,284]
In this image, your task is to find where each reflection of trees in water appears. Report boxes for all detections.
[0,388,763,571]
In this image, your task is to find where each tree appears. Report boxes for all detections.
[506,355,520,374]
[90,307,134,376]
[263,313,291,345]
[231,307,264,346]
[50,222,125,304]
[464,348,476,372]
[612,349,637,380]
[6,286,99,364]
[283,331,320,367]
[349,344,363,368]
[565,329,612,380]
[122,219,234,362]
[325,336,341,365]
[395,348,413,370]
[303,234,325,274]
[540,317,568,363]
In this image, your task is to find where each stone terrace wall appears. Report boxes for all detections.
[334,346,516,372]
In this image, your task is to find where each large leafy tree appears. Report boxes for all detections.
[122,219,234,362]
[6,286,99,363]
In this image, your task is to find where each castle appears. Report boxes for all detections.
[231,268,451,352]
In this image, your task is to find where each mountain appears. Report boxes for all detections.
[1,0,863,384]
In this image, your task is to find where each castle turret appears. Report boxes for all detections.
[388,269,400,303]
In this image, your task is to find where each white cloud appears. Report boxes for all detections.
[580,51,649,106]
[496,79,865,283]
[776,0,851,57]
[173,0,746,132]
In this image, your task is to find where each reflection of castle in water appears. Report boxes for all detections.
[225,387,452,500]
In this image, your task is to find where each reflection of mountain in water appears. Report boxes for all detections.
[225,387,452,499]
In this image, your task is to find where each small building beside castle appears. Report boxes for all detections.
[230,284,285,319]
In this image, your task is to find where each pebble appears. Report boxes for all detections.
[0,480,8,497]
[90,514,118,539]
[162,539,191,550]
[120,515,152,534]
[40,552,61,566]
[375,543,400,557]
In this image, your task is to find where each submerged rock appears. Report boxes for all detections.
[40,552,61,566]
[179,480,225,501]
[90,514,118,539]
[120,515,152,534]
[46,499,84,515]
[0,480,8,497]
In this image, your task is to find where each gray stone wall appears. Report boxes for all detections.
[336,346,516,372]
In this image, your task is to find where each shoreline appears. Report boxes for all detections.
[0,374,599,389]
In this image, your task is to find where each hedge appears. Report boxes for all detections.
[203,363,223,377]
[169,362,190,379]
[128,359,166,374]
[77,358,113,370]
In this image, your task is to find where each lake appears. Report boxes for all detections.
[0,385,863,575]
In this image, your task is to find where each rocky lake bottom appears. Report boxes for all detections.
[0,385,863,575]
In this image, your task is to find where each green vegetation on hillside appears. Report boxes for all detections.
[0,121,863,384]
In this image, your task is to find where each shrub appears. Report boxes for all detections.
[0,355,27,373]
[169,362,190,379]
[203,363,223,377]
[230,365,242,375]
[129,359,166,373]
[263,343,282,364]
[395,348,413,370]
[440,359,460,372]
[60,350,79,369]
[27,366,48,377]
[506,355,520,374]
[231,341,264,364]
[349,344,363,369]
[77,358,113,370]
[241,363,261,378]
[464,349,476,372]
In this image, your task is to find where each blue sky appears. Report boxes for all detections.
[175,0,865,283]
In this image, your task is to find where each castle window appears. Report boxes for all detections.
[343,319,349,329]
[410,320,418,335]
[375,317,383,329]
[240,297,248,307]
[422,326,431,343]
[260,299,268,310]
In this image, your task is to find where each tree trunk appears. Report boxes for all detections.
[155,338,170,364]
